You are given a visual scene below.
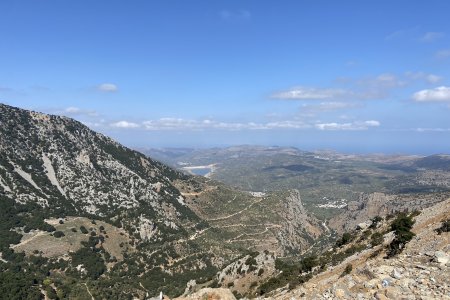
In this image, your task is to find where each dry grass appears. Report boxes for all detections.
[13,216,132,261]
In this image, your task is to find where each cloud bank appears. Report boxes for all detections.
[103,118,380,132]
[272,87,351,100]
[413,86,450,102]
[315,120,380,131]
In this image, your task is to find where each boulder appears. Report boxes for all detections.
[390,269,402,279]
[433,251,449,266]
[357,221,372,230]
[174,288,236,300]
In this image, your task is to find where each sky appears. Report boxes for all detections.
[1,1,450,154]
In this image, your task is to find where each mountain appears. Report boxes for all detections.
[1,103,448,299]
[0,104,323,299]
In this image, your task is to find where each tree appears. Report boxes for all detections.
[387,213,415,257]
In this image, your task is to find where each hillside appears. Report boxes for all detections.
[274,198,450,300]
[0,104,323,299]
[173,198,450,300]
[1,103,448,299]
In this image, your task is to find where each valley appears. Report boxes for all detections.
[0,104,449,299]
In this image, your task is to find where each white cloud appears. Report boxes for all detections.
[97,83,118,93]
[219,10,251,21]
[264,121,311,129]
[315,120,380,131]
[413,86,450,102]
[142,118,272,131]
[436,49,450,59]
[140,118,309,131]
[272,74,400,101]
[106,117,384,132]
[272,87,351,100]
[420,32,445,42]
[300,102,360,116]
[50,106,98,117]
[275,72,444,104]
[364,120,380,127]
[426,74,442,84]
[65,107,82,114]
[360,73,406,89]
[405,72,443,84]
[110,121,140,128]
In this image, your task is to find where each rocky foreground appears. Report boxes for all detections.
[174,199,450,300]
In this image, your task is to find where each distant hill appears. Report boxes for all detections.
[140,146,450,216]
[412,154,450,171]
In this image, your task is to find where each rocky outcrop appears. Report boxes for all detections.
[329,192,449,234]
[0,103,193,235]
[174,288,236,300]
[276,190,323,254]
[274,198,450,300]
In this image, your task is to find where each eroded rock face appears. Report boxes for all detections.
[329,192,446,234]
[273,199,450,300]
[174,288,236,300]
[277,190,323,255]
[0,103,196,241]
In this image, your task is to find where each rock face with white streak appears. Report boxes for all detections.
[0,103,198,240]
[42,153,66,197]
[276,190,324,253]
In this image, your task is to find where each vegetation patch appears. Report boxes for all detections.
[386,213,416,258]
[435,218,450,235]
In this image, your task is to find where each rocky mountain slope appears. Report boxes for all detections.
[274,198,450,300]
[0,103,323,299]
[329,191,450,234]
[1,103,448,299]
[173,197,450,300]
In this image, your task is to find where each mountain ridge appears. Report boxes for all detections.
[0,103,326,298]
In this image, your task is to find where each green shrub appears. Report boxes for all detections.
[80,226,88,234]
[340,264,352,277]
[370,232,383,246]
[335,232,353,247]
[245,256,257,266]
[387,213,415,257]
[71,247,106,279]
[436,218,450,235]
[53,231,65,238]
[369,216,383,229]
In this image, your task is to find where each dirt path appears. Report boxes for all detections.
[227,224,282,243]
[180,185,217,196]
[84,283,95,300]
[206,198,264,222]
[11,230,47,249]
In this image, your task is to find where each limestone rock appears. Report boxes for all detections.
[433,251,450,266]
[174,288,236,300]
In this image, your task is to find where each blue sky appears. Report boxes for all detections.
[1,1,450,154]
